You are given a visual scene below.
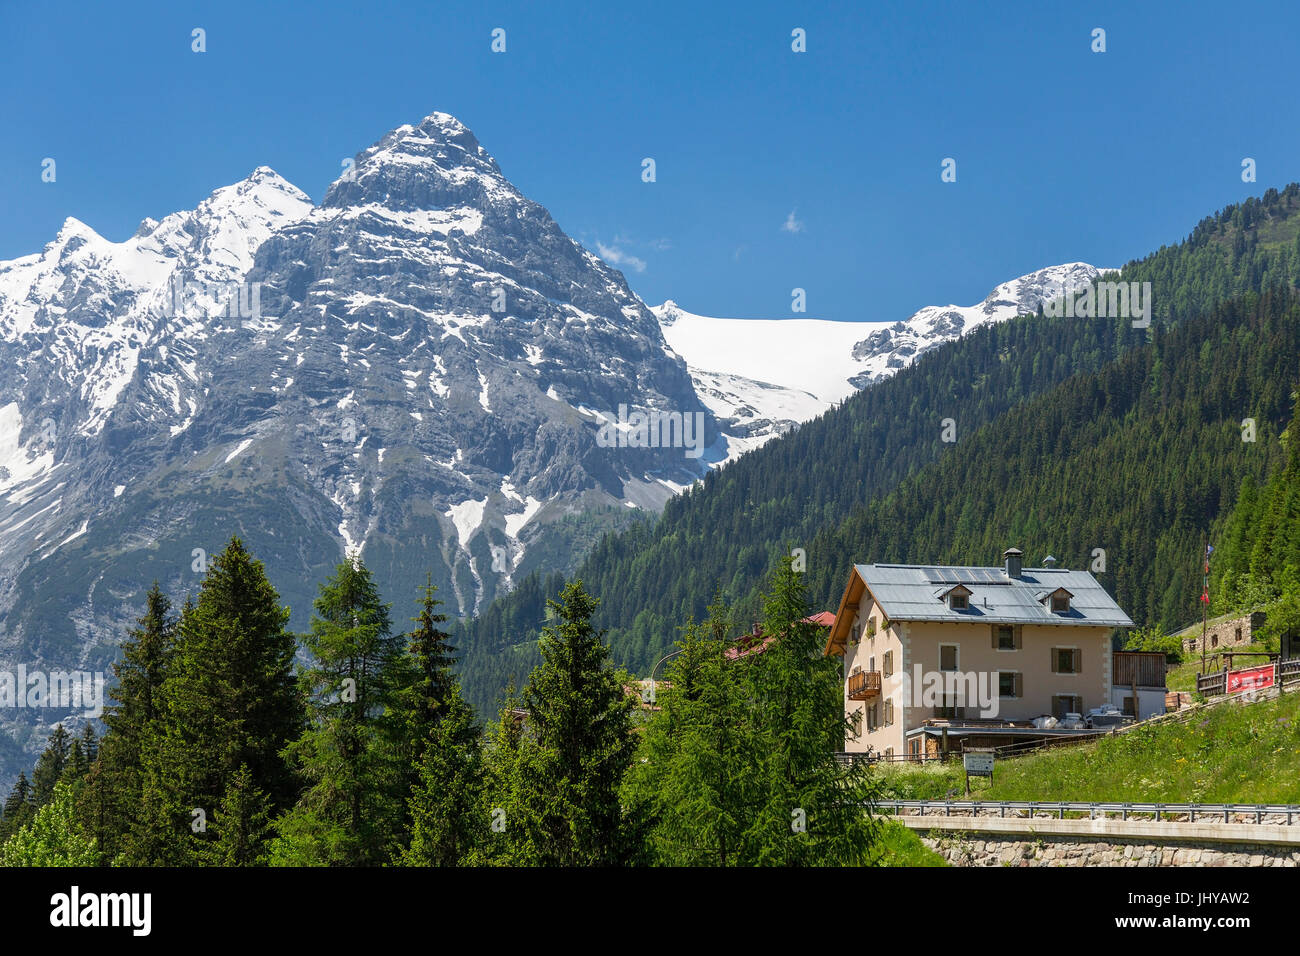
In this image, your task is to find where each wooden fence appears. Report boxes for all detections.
[1197,655,1300,697]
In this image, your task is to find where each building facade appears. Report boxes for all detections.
[824,549,1135,758]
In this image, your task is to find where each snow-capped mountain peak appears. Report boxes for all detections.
[325,110,518,211]
[0,109,712,722]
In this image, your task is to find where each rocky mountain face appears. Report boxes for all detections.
[0,112,715,772]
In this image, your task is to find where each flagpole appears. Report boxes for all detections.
[1201,535,1209,676]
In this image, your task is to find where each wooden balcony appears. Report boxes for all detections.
[848,670,881,701]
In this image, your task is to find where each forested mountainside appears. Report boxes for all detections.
[455,185,1300,712]
[1210,388,1300,624]
[798,287,1298,632]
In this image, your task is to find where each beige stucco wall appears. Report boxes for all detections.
[904,620,1112,722]
[841,610,1115,754]
[842,600,906,755]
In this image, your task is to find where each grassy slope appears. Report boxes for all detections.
[876,691,1300,804]
[1165,641,1274,693]
[870,821,949,866]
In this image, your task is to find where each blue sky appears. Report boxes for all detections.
[3,0,1298,323]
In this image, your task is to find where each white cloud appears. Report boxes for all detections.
[596,241,647,273]
[782,209,804,234]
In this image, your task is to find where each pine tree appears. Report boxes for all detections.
[271,556,403,866]
[134,537,303,865]
[0,772,35,842]
[401,686,483,866]
[513,580,638,865]
[471,680,525,865]
[62,739,89,786]
[394,574,458,758]
[205,764,273,867]
[743,558,879,866]
[31,725,71,807]
[623,597,760,865]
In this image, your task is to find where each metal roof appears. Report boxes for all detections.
[853,563,1133,628]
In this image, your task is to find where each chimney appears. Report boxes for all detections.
[1003,547,1023,579]
[1043,555,1058,568]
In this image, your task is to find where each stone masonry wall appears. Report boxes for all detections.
[1182,611,1266,656]
[921,832,1300,867]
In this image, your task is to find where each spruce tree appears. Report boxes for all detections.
[135,537,303,865]
[78,725,98,765]
[395,575,458,758]
[744,559,879,866]
[387,575,481,862]
[95,584,177,861]
[471,680,525,865]
[514,580,637,865]
[401,686,483,866]
[31,724,71,807]
[271,556,403,866]
[61,739,89,786]
[623,599,759,865]
[205,764,273,866]
[0,772,35,842]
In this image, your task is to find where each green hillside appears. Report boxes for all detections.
[878,690,1300,805]
[457,185,1300,714]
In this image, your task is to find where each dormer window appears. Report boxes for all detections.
[941,584,972,611]
[1043,587,1074,614]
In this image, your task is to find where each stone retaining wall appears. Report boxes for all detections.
[921,832,1300,866]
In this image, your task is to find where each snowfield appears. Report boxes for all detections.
[655,302,875,407]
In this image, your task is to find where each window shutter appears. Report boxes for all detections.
[1073,648,1081,673]
[1014,673,1022,698]
[992,626,998,649]
[1015,626,1023,650]
[1051,648,1058,673]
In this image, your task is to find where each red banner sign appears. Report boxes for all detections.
[1227,664,1275,694]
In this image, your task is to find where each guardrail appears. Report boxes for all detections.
[877,799,1300,825]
